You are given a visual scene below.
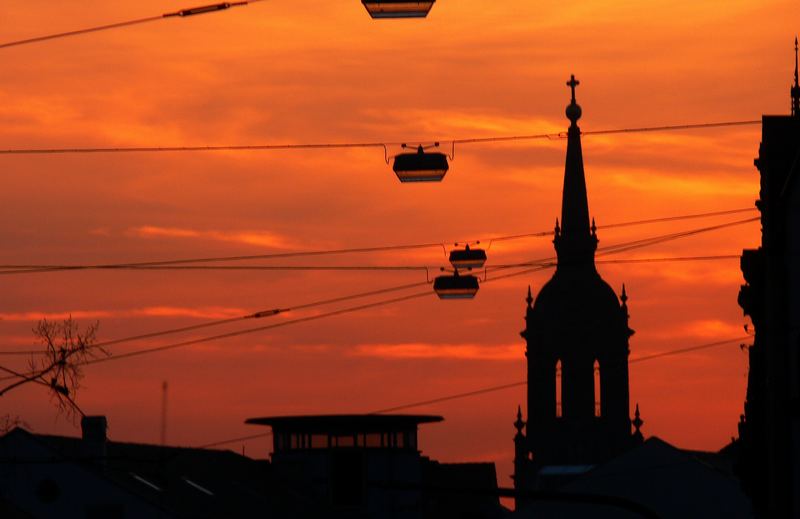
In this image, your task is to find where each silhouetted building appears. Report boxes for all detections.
[246,413,505,519]
[737,38,800,519]
[0,416,275,518]
[1,413,506,519]
[512,76,640,505]
[513,437,753,518]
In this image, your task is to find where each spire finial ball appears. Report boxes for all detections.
[565,103,582,123]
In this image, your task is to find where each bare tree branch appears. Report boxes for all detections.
[0,317,107,419]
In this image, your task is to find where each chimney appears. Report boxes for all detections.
[81,415,107,463]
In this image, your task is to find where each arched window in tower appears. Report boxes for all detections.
[555,359,562,418]
[594,359,601,417]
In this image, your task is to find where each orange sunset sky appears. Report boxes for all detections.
[1,0,798,488]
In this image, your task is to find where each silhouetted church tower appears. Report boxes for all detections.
[514,77,640,496]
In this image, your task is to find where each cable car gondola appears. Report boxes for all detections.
[392,145,449,183]
[361,1,436,19]
[433,271,479,299]
[448,244,487,270]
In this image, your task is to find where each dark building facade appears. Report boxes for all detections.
[737,39,800,519]
[1,414,505,519]
[246,414,505,519]
[513,77,640,502]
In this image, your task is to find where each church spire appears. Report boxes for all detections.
[792,36,800,117]
[554,75,597,266]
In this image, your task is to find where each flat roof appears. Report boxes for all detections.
[245,414,443,433]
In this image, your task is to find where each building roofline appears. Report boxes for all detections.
[244,414,444,431]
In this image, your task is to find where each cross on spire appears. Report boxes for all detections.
[567,74,580,103]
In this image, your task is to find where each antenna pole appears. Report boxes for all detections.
[160,381,168,445]
[792,36,800,116]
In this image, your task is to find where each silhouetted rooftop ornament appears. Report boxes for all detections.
[792,36,800,117]
[433,270,479,299]
[361,0,435,18]
[632,403,644,443]
[525,285,533,308]
[621,283,628,305]
[565,74,582,126]
[514,405,526,434]
[448,244,487,270]
[392,144,449,182]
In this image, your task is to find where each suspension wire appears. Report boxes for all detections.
[595,254,740,265]
[482,217,757,275]
[201,335,753,447]
[627,337,751,364]
[370,336,751,414]
[0,253,742,282]
[0,265,433,275]
[0,243,445,275]
[0,207,757,276]
[79,291,434,366]
[0,333,752,454]
[0,1,261,50]
[596,207,756,230]
[0,280,431,363]
[581,120,761,136]
[0,120,761,156]
[74,217,757,365]
[0,216,757,366]
[595,217,759,256]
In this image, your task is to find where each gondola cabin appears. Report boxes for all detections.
[392,146,449,182]
[433,273,479,299]
[361,0,436,18]
[448,245,487,270]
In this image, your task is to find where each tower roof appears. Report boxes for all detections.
[561,75,591,238]
[530,77,622,329]
[554,75,598,268]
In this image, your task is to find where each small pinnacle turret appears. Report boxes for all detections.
[514,405,526,433]
[632,403,644,443]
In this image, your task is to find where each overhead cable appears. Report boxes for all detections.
[201,336,752,447]
[0,253,742,280]
[0,279,430,363]
[0,207,757,276]
[0,217,757,365]
[0,2,261,50]
[0,121,761,156]
[372,336,751,413]
[79,291,434,366]
[78,217,755,365]
[484,217,759,282]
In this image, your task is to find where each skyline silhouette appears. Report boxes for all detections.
[0,1,795,509]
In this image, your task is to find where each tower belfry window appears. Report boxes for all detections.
[594,360,601,417]
[555,359,562,418]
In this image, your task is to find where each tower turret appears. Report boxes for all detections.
[516,77,636,477]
